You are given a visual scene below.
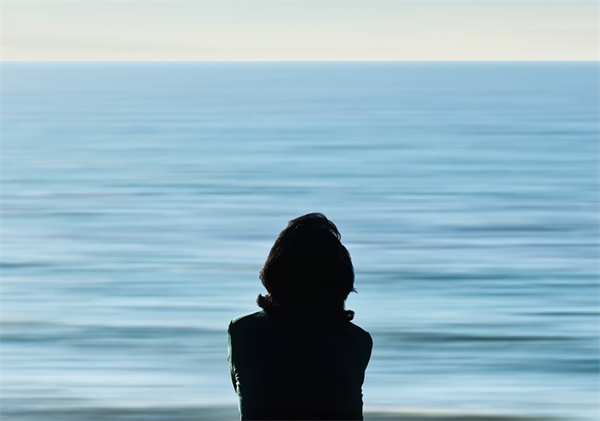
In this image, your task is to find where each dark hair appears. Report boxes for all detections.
[257,213,356,322]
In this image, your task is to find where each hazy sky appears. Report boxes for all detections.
[2,1,598,61]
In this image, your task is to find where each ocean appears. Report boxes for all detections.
[1,62,598,420]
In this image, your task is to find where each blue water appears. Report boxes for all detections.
[1,62,598,420]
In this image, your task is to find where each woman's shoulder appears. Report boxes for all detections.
[345,322,373,347]
[230,311,371,346]
[229,310,268,329]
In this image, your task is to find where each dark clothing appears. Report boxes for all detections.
[228,310,372,420]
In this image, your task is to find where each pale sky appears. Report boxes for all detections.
[2,1,598,61]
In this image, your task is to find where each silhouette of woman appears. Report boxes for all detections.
[228,213,372,420]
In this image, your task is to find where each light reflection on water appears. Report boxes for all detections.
[2,62,598,420]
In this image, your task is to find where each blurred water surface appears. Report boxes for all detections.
[2,62,598,420]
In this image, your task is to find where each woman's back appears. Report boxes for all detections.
[228,310,372,420]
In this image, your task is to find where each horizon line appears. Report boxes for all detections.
[1,59,598,63]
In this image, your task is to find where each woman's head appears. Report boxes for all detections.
[257,213,355,320]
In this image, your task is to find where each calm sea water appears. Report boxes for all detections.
[2,62,598,421]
